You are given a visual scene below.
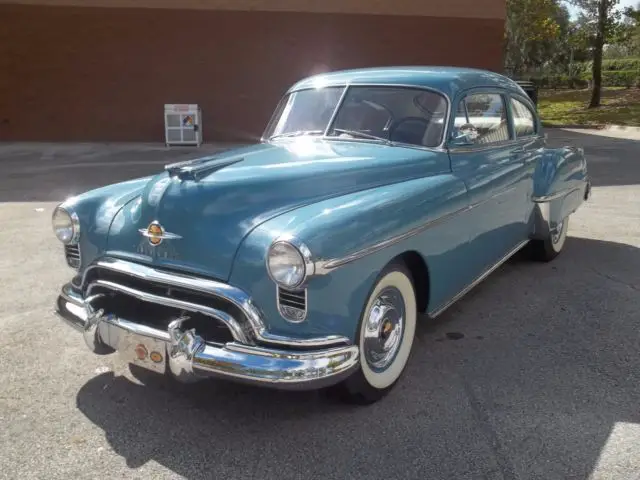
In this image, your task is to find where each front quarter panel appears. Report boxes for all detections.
[58,177,152,270]
[229,173,470,343]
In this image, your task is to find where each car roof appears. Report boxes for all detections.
[287,66,527,100]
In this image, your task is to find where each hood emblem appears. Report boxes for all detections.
[138,221,182,246]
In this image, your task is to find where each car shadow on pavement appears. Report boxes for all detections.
[75,236,640,480]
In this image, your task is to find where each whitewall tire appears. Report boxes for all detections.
[531,215,570,262]
[339,261,417,404]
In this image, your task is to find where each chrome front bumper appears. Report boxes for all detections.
[55,283,359,390]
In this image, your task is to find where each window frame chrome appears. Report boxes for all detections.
[507,93,539,138]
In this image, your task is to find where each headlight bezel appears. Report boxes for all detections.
[266,236,315,290]
[52,205,80,245]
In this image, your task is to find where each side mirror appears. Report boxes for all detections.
[450,123,478,146]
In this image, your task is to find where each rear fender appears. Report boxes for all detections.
[531,146,589,239]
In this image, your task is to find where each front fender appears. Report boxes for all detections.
[59,176,152,270]
[531,146,589,239]
[229,174,468,342]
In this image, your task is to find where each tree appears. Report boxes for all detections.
[505,0,563,75]
[567,0,621,108]
[618,3,640,56]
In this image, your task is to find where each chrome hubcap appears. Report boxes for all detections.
[363,287,405,372]
[552,220,564,244]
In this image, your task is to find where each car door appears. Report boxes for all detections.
[507,94,546,226]
[447,89,532,277]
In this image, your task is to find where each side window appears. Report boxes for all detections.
[454,99,469,125]
[510,97,536,137]
[463,93,510,144]
[451,99,475,142]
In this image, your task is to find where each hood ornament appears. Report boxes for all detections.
[138,221,182,246]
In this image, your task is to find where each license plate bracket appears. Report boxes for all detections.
[117,331,168,374]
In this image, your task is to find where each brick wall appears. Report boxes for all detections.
[0,3,506,142]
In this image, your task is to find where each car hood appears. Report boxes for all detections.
[105,139,446,281]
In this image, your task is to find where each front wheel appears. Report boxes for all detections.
[337,262,418,404]
[530,215,570,262]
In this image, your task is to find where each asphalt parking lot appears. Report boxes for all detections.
[1,130,639,480]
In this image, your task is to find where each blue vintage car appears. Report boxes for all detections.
[53,67,590,404]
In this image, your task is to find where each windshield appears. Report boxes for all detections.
[263,85,449,148]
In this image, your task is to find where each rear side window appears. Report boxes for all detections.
[510,97,536,137]
[461,93,510,145]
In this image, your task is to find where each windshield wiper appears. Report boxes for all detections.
[269,130,324,140]
[331,129,391,144]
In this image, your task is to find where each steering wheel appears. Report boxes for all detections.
[387,117,431,144]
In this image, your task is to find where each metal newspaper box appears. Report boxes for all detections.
[164,104,202,146]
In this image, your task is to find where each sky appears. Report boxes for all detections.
[566,0,638,18]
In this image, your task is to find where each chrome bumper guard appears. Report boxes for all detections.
[56,281,359,390]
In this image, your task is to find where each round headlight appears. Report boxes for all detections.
[267,241,307,288]
[52,206,79,244]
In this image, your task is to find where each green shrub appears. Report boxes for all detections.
[517,63,639,89]
[602,70,640,87]
[601,58,640,72]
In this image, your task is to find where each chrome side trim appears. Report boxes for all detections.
[314,204,470,274]
[531,182,588,240]
[313,184,518,275]
[447,135,545,154]
[79,258,350,348]
[86,279,252,345]
[428,239,530,318]
[531,186,581,203]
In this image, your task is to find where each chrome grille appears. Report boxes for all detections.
[87,285,235,345]
[82,266,244,345]
[64,244,81,270]
[277,287,307,322]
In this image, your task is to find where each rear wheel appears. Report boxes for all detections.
[338,261,417,405]
[530,215,570,262]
